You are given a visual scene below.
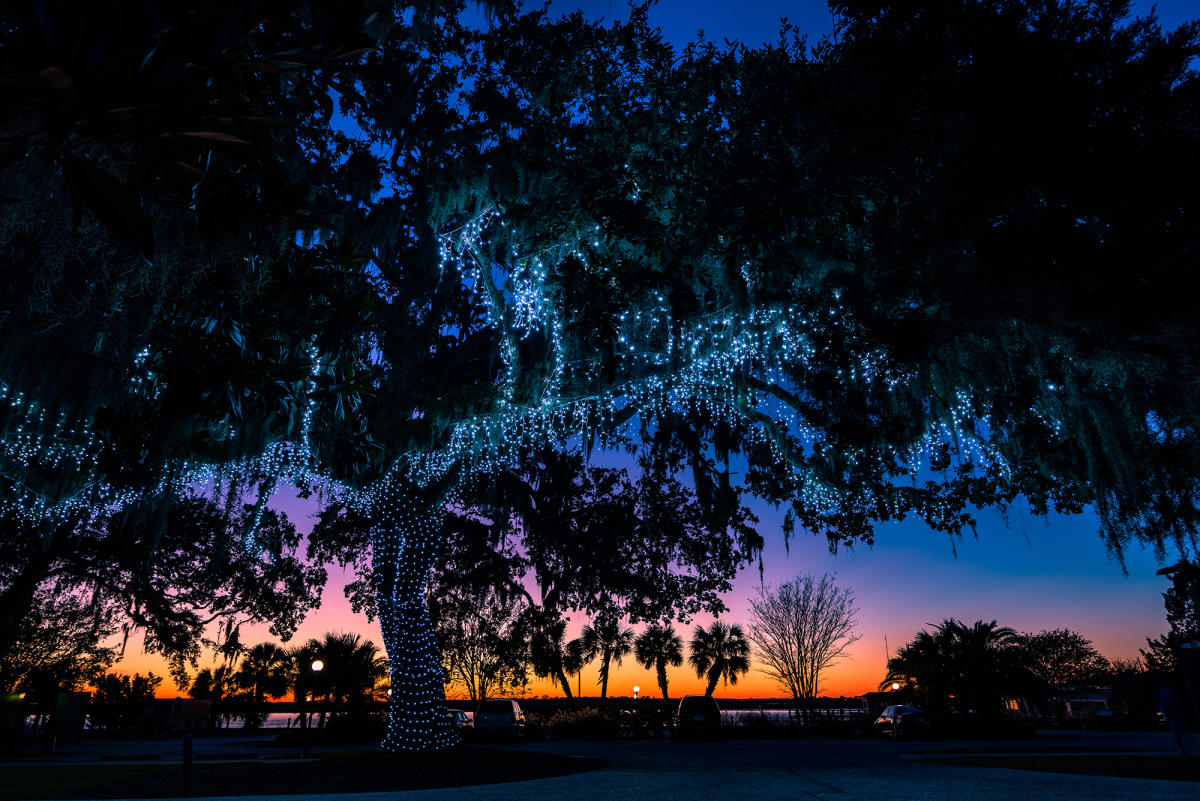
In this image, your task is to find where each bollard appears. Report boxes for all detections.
[182,721,194,796]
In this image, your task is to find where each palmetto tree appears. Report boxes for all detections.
[563,636,586,699]
[635,623,684,701]
[234,643,291,728]
[580,613,635,702]
[189,664,236,701]
[285,641,320,728]
[308,632,389,713]
[527,613,576,698]
[882,619,1045,721]
[188,663,238,728]
[689,621,751,697]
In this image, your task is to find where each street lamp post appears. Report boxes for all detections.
[301,658,324,758]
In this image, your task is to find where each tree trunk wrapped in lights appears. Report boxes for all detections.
[369,482,456,752]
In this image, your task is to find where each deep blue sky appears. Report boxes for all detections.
[549,0,839,46]
[549,0,1197,49]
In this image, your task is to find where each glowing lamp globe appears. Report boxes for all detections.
[312,660,325,672]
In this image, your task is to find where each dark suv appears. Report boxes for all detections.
[474,699,525,739]
[676,695,722,739]
[874,705,927,738]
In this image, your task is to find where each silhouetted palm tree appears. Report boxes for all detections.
[882,619,1045,721]
[188,663,237,728]
[234,643,291,728]
[580,613,634,702]
[689,621,751,696]
[563,636,586,699]
[307,632,388,714]
[527,612,575,697]
[189,665,236,700]
[285,641,319,721]
[635,623,684,700]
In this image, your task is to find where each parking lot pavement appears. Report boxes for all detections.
[0,734,365,765]
[97,732,1197,801]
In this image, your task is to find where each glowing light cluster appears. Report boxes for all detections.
[368,483,458,752]
[408,210,1012,524]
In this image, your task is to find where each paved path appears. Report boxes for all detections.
[2,734,359,765]
[71,730,1194,801]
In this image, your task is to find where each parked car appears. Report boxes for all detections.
[446,709,472,732]
[676,695,721,739]
[874,705,927,738]
[473,699,525,739]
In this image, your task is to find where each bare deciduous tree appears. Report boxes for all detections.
[433,587,528,707]
[748,574,861,721]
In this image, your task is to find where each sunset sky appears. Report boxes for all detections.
[120,480,1174,700]
[115,0,1190,700]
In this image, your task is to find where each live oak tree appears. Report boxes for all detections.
[1022,628,1110,691]
[0,579,120,699]
[6,0,1200,753]
[0,0,405,662]
[1021,628,1111,720]
[0,0,497,751]
[426,520,530,705]
[431,584,529,705]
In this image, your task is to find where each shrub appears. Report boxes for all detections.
[546,707,620,740]
[523,711,547,741]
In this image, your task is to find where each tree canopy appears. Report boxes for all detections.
[5,0,1199,569]
[4,0,1200,750]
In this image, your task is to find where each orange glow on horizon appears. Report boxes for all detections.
[98,494,1168,702]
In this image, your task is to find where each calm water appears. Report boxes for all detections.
[721,708,865,724]
[204,712,300,729]
[252,712,298,729]
[219,707,867,729]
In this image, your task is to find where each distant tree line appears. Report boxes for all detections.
[882,620,1182,727]
[185,632,387,730]
[431,570,860,711]
[80,631,387,735]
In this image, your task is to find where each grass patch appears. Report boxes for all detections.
[928,754,1200,783]
[0,746,608,800]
